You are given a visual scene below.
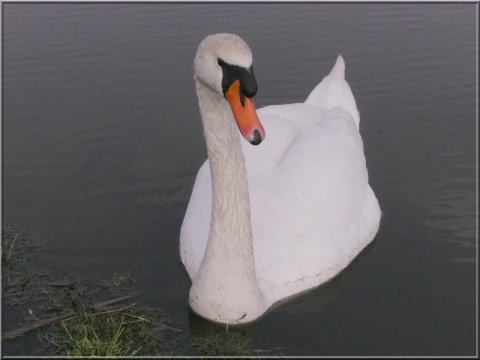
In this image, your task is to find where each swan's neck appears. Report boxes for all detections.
[200,86,253,257]
[189,81,265,323]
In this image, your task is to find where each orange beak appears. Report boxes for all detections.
[225,80,265,145]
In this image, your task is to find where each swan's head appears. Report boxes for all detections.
[194,33,265,145]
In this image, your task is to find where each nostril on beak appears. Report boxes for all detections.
[251,129,263,145]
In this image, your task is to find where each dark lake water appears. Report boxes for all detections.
[2,3,477,356]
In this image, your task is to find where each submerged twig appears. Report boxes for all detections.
[2,295,135,341]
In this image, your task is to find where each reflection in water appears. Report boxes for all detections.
[184,241,376,356]
[189,311,258,337]
[187,311,261,355]
[188,240,376,327]
[272,240,376,316]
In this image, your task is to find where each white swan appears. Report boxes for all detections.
[180,33,381,325]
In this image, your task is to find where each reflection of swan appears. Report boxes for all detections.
[274,240,376,316]
[187,311,263,356]
[180,33,381,325]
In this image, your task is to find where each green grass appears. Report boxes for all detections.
[1,223,286,357]
[97,271,137,297]
[48,306,169,356]
[1,224,170,356]
[182,332,286,357]
[1,224,46,289]
[57,313,140,356]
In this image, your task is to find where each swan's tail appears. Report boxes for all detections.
[305,55,360,129]
[329,54,346,81]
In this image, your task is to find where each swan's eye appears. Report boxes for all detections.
[217,58,226,67]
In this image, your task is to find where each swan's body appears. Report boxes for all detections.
[180,33,381,325]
